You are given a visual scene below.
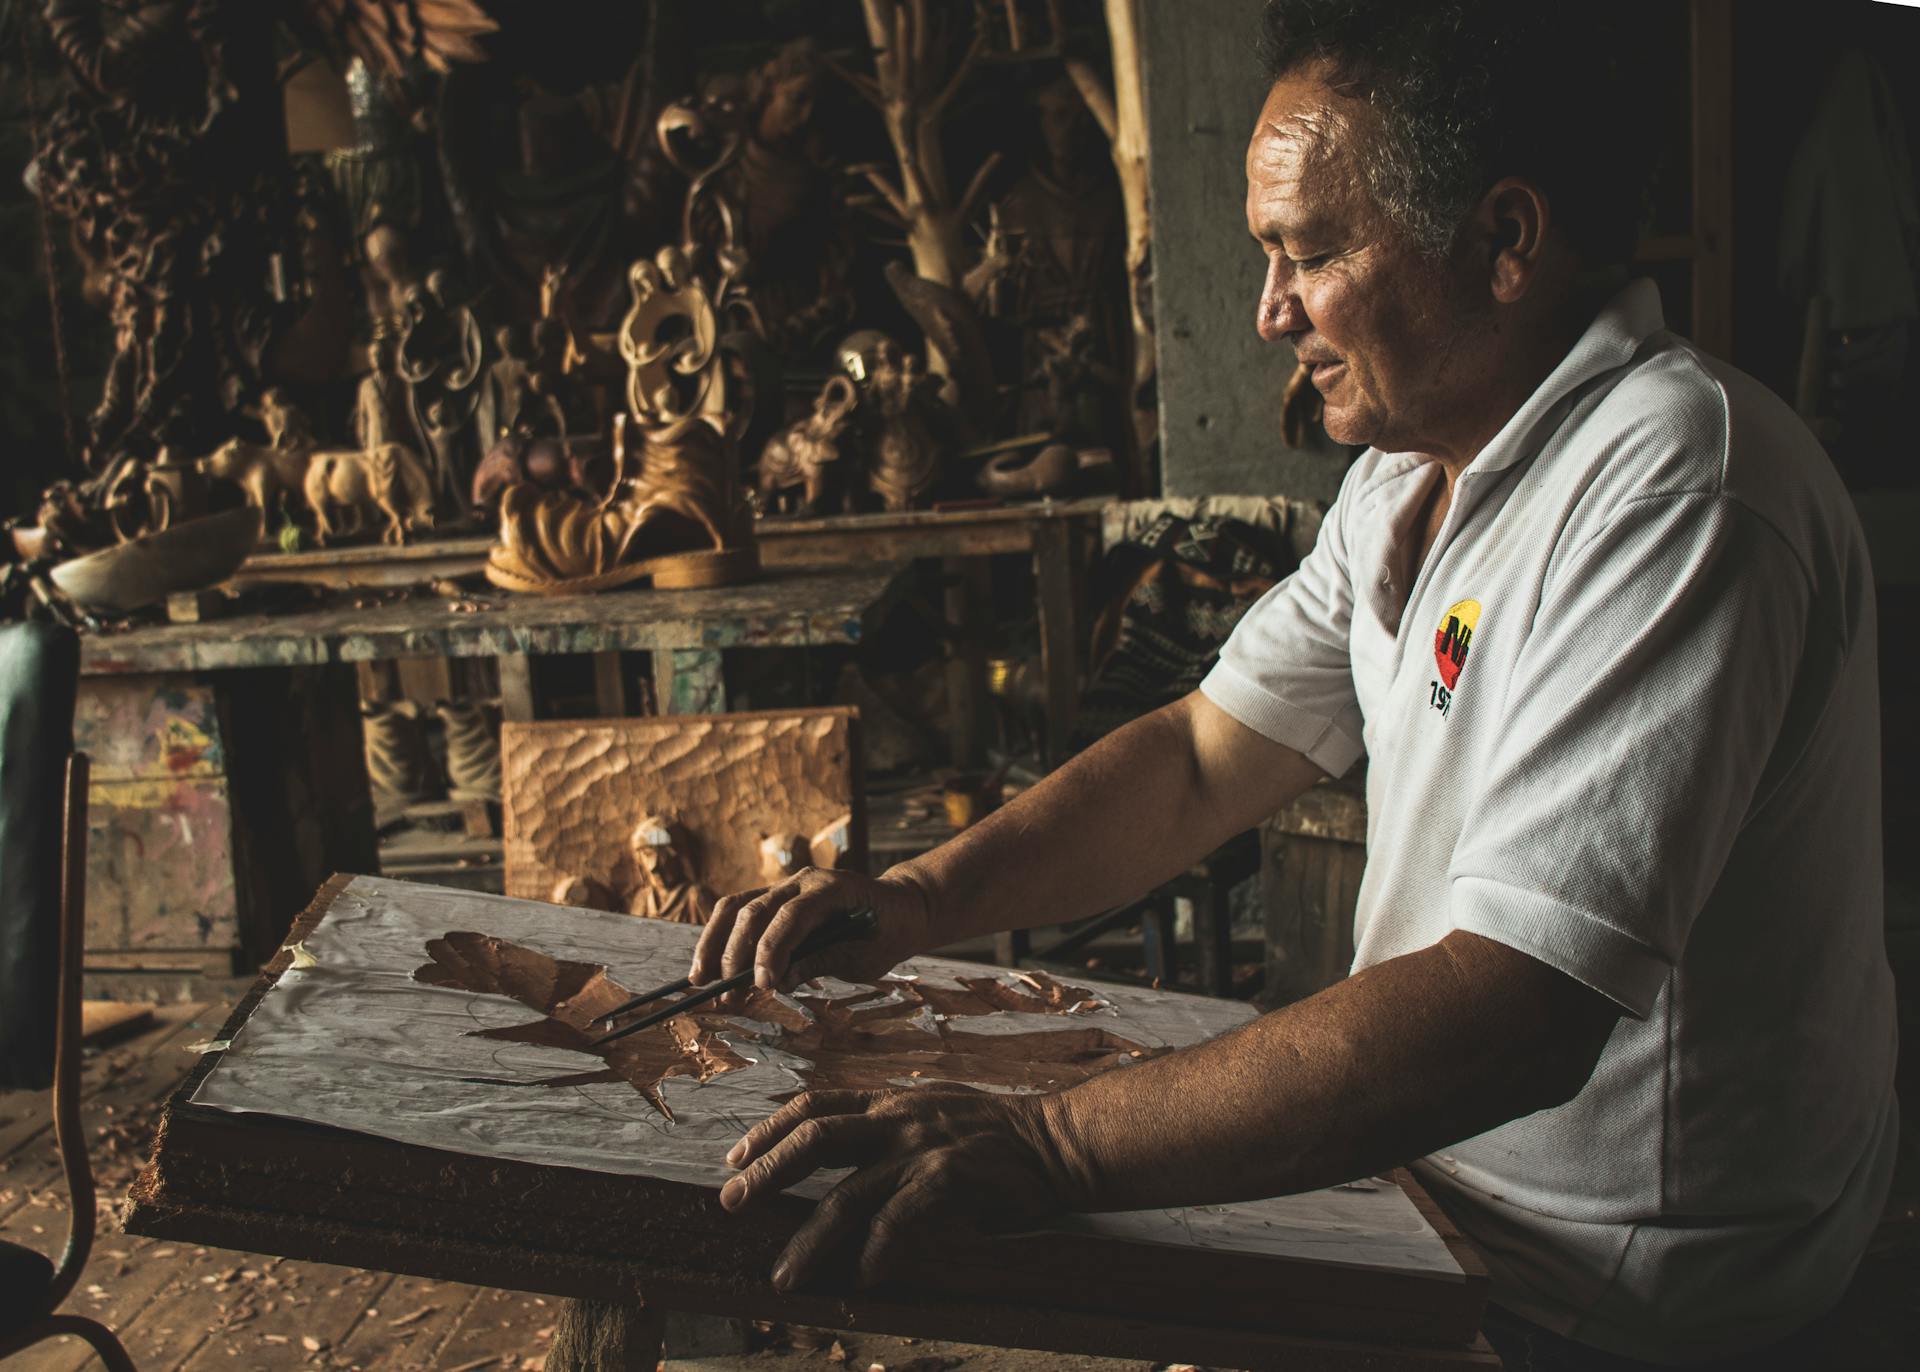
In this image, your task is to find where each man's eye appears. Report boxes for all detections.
[1289,254,1331,271]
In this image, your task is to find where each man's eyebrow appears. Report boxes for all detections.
[1249,215,1321,246]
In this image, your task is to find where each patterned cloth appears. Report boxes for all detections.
[1069,512,1298,753]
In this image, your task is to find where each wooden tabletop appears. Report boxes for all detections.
[79,565,904,676]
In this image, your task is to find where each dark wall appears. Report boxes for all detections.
[0,10,97,522]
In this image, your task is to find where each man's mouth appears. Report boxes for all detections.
[1307,360,1346,389]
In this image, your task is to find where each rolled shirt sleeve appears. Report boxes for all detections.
[1200,476,1367,778]
[1446,491,1814,1018]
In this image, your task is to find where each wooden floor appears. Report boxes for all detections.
[4,999,1916,1371]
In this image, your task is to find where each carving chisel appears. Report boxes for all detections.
[593,906,877,1047]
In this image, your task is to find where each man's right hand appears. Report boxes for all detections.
[689,867,936,997]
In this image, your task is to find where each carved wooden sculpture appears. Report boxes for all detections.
[28,0,493,480]
[756,374,858,514]
[304,443,436,545]
[836,0,999,298]
[626,816,716,925]
[394,269,486,514]
[355,335,418,453]
[863,341,943,511]
[198,437,312,524]
[486,415,756,592]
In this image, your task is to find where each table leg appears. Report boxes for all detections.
[548,1298,663,1372]
[498,654,536,723]
[943,556,990,768]
[592,651,627,717]
[1141,900,1178,987]
[1195,878,1235,998]
[1034,521,1078,768]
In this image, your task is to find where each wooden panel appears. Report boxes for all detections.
[502,708,863,907]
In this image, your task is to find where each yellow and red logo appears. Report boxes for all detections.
[1433,599,1480,691]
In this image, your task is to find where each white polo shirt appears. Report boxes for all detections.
[1201,280,1898,1362]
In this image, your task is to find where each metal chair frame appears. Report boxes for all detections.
[0,752,138,1371]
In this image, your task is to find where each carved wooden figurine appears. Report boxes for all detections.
[757,375,857,514]
[760,833,810,883]
[304,443,436,545]
[356,336,417,452]
[627,816,716,925]
[864,341,942,511]
[199,438,312,524]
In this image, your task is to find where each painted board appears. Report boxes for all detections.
[190,876,1461,1281]
[501,708,862,908]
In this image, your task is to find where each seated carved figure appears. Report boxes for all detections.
[627,815,715,925]
[759,832,810,883]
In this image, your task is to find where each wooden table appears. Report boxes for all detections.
[73,568,904,996]
[230,498,1114,764]
[125,876,1498,1372]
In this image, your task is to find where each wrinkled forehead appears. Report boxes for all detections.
[1245,75,1371,231]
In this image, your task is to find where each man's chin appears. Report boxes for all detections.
[1319,404,1378,448]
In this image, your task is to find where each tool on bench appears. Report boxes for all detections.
[593,906,878,1047]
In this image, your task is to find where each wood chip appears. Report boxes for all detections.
[300,1334,323,1351]
[387,1304,439,1327]
[828,1340,850,1363]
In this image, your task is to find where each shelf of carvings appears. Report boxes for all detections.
[222,497,1118,591]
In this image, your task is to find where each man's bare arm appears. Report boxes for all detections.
[691,692,1328,989]
[1037,929,1623,1211]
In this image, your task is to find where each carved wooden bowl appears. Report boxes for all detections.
[50,507,264,613]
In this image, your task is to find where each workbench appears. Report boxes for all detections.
[126,875,1499,1372]
[73,567,905,997]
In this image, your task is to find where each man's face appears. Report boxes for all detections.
[1246,70,1484,451]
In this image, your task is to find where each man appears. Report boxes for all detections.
[690,3,1898,1365]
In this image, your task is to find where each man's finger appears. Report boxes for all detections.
[755,888,851,990]
[721,883,796,996]
[728,1089,876,1169]
[721,1114,890,1212]
[855,1179,950,1289]
[690,889,761,984]
[772,1163,901,1292]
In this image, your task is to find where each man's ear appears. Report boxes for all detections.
[1473,177,1551,304]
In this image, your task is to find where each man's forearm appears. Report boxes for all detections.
[1035,930,1622,1212]
[888,694,1323,947]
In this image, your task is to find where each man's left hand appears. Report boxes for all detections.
[718,1088,1080,1291]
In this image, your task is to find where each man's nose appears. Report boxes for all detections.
[1256,268,1307,342]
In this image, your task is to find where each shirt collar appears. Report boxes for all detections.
[1463,276,1666,475]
